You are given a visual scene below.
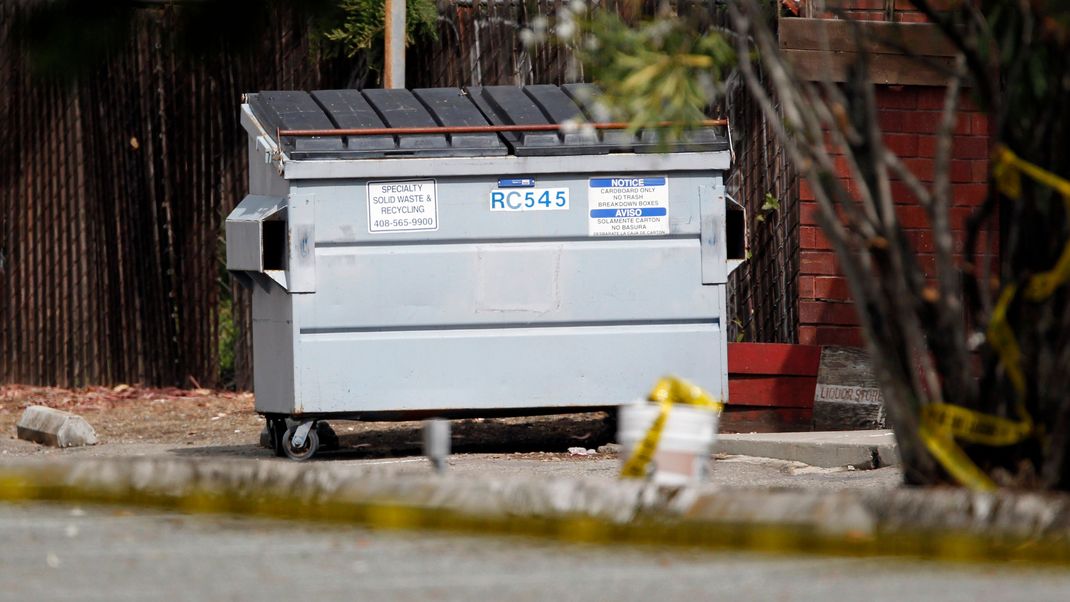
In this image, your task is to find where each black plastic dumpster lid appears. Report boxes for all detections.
[465,85,612,156]
[248,89,506,159]
[248,91,345,155]
[247,85,727,159]
[561,83,728,154]
[308,90,394,154]
[412,88,504,152]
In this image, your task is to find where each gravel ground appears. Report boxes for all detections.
[0,385,262,448]
[0,384,614,459]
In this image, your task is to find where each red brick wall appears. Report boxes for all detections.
[796,86,994,347]
[788,0,994,347]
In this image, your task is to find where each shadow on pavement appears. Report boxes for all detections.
[170,412,616,461]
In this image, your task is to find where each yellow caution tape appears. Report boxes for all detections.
[993,145,1070,302]
[917,144,1070,490]
[918,399,1033,493]
[619,395,673,479]
[1025,239,1070,301]
[655,376,725,411]
[918,425,998,492]
[923,281,1031,491]
[921,403,1031,447]
[992,146,1022,200]
[994,145,1070,199]
[620,376,722,479]
[986,284,1027,397]
[985,146,1070,399]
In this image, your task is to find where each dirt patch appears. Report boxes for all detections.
[0,384,261,448]
[0,385,615,459]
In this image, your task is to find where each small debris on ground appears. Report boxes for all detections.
[567,447,598,456]
[714,454,853,475]
[597,443,621,454]
[16,406,98,448]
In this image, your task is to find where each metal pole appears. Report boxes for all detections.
[384,0,406,89]
[422,419,450,474]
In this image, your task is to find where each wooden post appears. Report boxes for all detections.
[384,0,406,89]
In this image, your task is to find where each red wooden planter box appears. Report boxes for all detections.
[723,342,821,432]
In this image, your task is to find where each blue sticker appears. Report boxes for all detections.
[497,177,536,188]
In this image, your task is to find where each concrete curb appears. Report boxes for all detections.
[2,456,1070,563]
[714,430,899,468]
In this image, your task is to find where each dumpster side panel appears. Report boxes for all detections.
[302,240,718,329]
[251,283,297,414]
[713,288,729,401]
[242,115,301,414]
[244,126,289,198]
[295,323,723,412]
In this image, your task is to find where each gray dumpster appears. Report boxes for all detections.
[227,85,742,460]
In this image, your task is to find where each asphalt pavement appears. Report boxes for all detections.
[2,503,1068,602]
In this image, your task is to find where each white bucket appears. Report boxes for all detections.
[618,401,720,486]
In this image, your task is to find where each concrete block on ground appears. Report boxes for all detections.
[16,406,99,448]
[813,346,886,430]
[714,430,898,468]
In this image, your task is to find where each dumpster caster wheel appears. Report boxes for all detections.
[282,423,320,461]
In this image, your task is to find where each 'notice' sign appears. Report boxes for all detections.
[587,176,669,237]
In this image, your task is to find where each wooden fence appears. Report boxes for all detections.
[0,3,340,388]
[0,0,791,389]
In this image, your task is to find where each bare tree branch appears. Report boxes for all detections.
[928,56,974,404]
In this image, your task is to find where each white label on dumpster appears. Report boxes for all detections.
[587,176,669,237]
[489,188,570,211]
[367,179,438,233]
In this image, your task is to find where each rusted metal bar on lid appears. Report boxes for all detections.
[276,119,729,138]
